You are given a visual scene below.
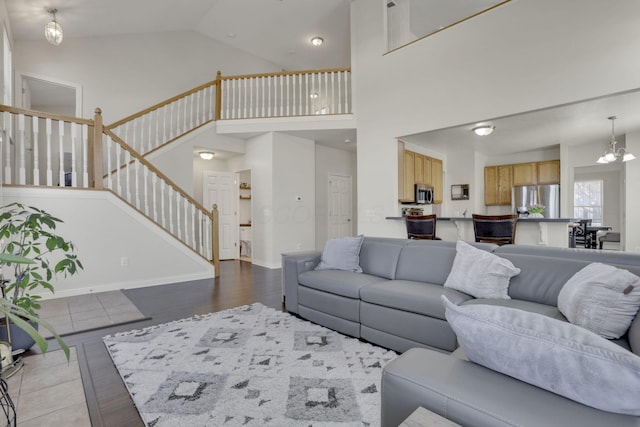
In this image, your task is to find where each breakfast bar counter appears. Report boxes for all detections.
[386,216,574,248]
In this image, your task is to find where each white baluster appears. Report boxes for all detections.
[3,112,11,184]
[267,77,272,117]
[230,80,236,119]
[168,188,174,233]
[147,112,153,153]
[134,159,141,209]
[115,143,122,196]
[189,94,194,131]
[344,71,349,113]
[176,192,182,240]
[305,74,310,115]
[45,118,52,186]
[58,120,65,187]
[17,114,26,185]
[311,73,316,114]
[324,72,329,114]
[330,72,335,114]
[260,77,265,117]
[298,73,302,116]
[169,102,175,140]
[82,125,89,187]
[338,72,343,114]
[184,199,190,246]
[190,203,196,250]
[71,123,78,187]
[286,74,290,117]
[152,173,158,221]
[208,85,214,121]
[106,135,113,189]
[160,180,166,228]
[280,75,284,116]
[143,165,149,216]
[249,78,253,118]
[243,78,248,119]
[124,150,132,202]
[32,117,40,185]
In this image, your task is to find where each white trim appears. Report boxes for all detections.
[18,71,83,117]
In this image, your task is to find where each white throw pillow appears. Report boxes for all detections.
[315,235,364,272]
[558,262,640,339]
[442,296,640,416]
[443,240,520,299]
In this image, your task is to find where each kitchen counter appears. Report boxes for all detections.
[385,216,574,247]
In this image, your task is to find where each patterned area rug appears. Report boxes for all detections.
[103,303,397,426]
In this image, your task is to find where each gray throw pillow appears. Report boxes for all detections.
[443,240,520,299]
[558,262,640,339]
[315,235,364,272]
[442,296,640,416]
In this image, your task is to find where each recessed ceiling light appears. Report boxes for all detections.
[345,139,351,143]
[472,125,495,136]
[311,37,324,46]
[199,151,215,160]
[227,32,236,38]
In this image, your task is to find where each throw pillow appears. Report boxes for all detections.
[315,235,364,272]
[558,262,640,339]
[442,296,640,416]
[443,240,520,299]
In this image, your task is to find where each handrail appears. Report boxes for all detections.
[106,79,218,130]
[219,67,351,81]
[103,128,213,219]
[0,105,94,126]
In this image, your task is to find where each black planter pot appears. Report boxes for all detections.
[0,320,38,352]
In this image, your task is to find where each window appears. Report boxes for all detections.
[574,180,603,226]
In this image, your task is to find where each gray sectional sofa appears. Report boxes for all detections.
[281,236,640,427]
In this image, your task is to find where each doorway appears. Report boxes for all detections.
[328,174,353,239]
[203,170,238,260]
[21,74,81,116]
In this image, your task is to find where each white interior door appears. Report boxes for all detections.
[203,171,238,260]
[328,174,353,239]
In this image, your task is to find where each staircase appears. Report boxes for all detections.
[0,68,352,276]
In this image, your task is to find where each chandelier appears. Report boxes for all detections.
[44,8,63,46]
[597,116,635,164]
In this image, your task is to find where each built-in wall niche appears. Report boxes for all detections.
[451,184,469,200]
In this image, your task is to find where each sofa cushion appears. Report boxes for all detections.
[315,235,364,272]
[394,243,457,284]
[361,280,472,320]
[558,262,640,339]
[462,298,567,321]
[299,270,386,298]
[443,296,640,416]
[359,239,405,279]
[444,241,520,299]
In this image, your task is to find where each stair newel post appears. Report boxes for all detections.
[91,108,104,189]
[211,204,220,277]
[215,71,222,121]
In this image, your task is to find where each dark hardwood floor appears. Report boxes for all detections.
[39,260,283,427]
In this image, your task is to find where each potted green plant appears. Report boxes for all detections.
[0,202,83,358]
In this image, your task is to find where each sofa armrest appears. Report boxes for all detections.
[281,251,321,314]
[381,348,640,427]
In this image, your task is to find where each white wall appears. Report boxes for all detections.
[273,133,316,257]
[625,130,640,252]
[14,31,282,123]
[351,0,640,238]
[314,145,357,250]
[2,187,213,299]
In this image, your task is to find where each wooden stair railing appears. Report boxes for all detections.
[0,105,220,275]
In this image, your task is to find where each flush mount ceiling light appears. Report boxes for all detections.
[309,92,319,99]
[44,8,63,46]
[472,125,495,136]
[597,116,635,164]
[199,151,215,160]
[310,36,324,46]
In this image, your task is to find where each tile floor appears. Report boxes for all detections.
[5,347,91,427]
[39,290,147,338]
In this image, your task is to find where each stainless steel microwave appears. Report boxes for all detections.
[415,184,434,204]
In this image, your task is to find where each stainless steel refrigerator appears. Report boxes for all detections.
[512,184,560,218]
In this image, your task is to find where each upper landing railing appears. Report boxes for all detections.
[106,68,352,156]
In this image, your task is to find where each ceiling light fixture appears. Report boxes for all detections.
[596,116,635,164]
[199,152,215,160]
[311,37,324,46]
[44,8,63,46]
[472,125,495,136]
[309,92,319,99]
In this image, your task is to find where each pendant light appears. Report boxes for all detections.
[596,116,635,164]
[45,8,63,46]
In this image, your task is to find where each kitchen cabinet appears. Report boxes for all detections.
[484,165,513,205]
[537,160,560,184]
[512,162,537,186]
[431,158,443,203]
[398,144,443,204]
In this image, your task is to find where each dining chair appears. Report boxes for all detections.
[405,214,439,240]
[472,214,518,245]
[572,219,592,248]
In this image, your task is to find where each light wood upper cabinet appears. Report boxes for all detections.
[403,150,415,202]
[512,162,537,186]
[397,145,443,204]
[431,158,443,204]
[537,160,561,184]
[484,165,513,205]
[414,154,424,185]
